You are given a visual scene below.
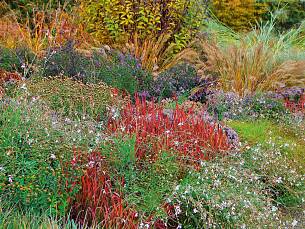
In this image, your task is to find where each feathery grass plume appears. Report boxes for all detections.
[123,33,173,74]
[202,40,305,96]
[182,18,305,96]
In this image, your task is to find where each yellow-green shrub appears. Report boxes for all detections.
[211,0,267,31]
[78,0,208,50]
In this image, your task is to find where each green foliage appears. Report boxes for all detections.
[151,63,200,100]
[0,46,35,77]
[124,152,181,218]
[40,42,91,79]
[228,119,305,166]
[0,47,18,72]
[27,77,113,120]
[0,202,80,228]
[263,0,305,31]
[88,51,153,95]
[0,98,72,215]
[79,0,208,49]
[101,136,181,219]
[3,0,75,21]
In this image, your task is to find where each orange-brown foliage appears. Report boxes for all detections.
[0,69,22,98]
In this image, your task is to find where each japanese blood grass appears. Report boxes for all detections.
[66,147,171,228]
[108,95,235,168]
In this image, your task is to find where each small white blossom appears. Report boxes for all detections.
[275,177,283,184]
[292,219,298,227]
[20,84,27,90]
[174,205,182,216]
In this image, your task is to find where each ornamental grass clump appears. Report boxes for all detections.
[281,87,305,113]
[108,95,235,166]
[201,40,305,96]
[66,148,169,228]
[66,149,139,228]
[183,19,305,97]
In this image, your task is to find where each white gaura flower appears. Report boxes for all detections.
[292,219,298,227]
[20,83,27,90]
[50,154,56,160]
[174,205,182,216]
[275,177,283,184]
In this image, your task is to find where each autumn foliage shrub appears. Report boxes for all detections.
[211,0,267,31]
[108,96,234,167]
[77,0,209,72]
[79,0,207,43]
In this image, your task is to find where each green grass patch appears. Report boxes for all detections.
[228,119,305,165]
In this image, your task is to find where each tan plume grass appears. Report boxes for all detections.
[201,40,305,96]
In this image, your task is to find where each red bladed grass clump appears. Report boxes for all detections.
[284,94,305,113]
[108,95,233,166]
[67,149,139,228]
[66,149,167,228]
